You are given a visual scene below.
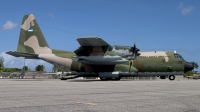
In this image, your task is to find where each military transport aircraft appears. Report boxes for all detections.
[6,14,194,81]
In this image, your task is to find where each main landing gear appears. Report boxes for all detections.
[60,77,67,80]
[160,75,176,81]
[100,77,121,81]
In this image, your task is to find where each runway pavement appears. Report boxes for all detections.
[0,79,200,112]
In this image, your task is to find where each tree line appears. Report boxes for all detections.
[0,64,45,72]
[0,63,64,72]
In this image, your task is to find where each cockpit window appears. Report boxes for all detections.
[174,54,179,59]
[174,54,185,61]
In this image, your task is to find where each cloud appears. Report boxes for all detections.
[48,13,55,19]
[2,21,18,31]
[0,52,53,72]
[178,2,194,15]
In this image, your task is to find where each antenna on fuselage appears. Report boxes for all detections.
[174,50,177,54]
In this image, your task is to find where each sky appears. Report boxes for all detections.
[0,0,200,72]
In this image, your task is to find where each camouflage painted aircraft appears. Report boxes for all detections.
[6,14,194,81]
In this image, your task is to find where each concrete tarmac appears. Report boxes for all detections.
[0,79,200,112]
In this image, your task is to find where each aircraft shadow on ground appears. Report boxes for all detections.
[67,79,102,82]
[66,79,133,82]
[10,79,44,81]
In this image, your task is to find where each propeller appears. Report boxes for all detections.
[130,43,140,57]
[123,42,140,60]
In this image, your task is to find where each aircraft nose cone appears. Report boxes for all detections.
[184,62,194,73]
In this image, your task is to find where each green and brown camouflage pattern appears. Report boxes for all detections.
[130,51,184,72]
[7,14,192,80]
[111,46,185,72]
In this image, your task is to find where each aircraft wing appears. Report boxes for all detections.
[72,55,122,61]
[74,37,111,56]
[73,37,128,65]
[76,37,110,46]
[6,51,39,59]
[72,55,128,65]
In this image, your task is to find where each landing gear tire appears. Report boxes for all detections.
[60,77,67,80]
[112,77,121,81]
[100,77,121,81]
[160,76,166,79]
[169,75,175,81]
[100,78,107,81]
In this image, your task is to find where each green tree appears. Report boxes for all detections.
[0,62,4,72]
[22,66,29,71]
[52,65,66,72]
[35,65,45,71]
[191,61,199,70]
[2,68,20,72]
[184,70,193,77]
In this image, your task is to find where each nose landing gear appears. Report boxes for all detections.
[169,75,175,81]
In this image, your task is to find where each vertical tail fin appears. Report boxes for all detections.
[17,14,50,54]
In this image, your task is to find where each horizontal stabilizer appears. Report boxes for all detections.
[6,51,39,59]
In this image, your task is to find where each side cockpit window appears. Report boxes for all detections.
[174,54,185,61]
[174,54,182,59]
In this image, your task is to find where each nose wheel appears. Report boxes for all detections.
[169,75,175,81]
